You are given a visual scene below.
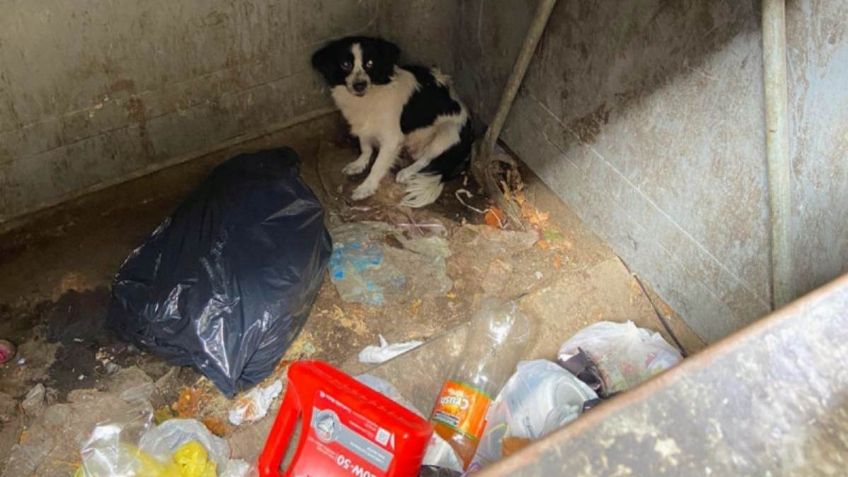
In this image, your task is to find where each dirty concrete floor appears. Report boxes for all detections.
[0,114,705,475]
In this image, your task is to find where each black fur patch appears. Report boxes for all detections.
[400,66,462,134]
[311,36,399,86]
[359,38,398,85]
[421,119,474,181]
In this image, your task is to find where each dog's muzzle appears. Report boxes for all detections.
[352,80,367,95]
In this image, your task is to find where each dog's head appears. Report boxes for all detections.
[311,36,400,97]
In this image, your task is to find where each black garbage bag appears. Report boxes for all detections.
[107,147,331,397]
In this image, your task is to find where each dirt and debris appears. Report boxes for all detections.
[0,115,705,475]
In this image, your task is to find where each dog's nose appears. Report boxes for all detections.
[352,81,367,93]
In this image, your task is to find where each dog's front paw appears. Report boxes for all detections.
[395,167,417,184]
[351,181,377,201]
[342,159,368,176]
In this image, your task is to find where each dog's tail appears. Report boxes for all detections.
[401,173,444,208]
[401,119,474,208]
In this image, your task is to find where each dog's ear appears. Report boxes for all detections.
[374,38,400,65]
[311,42,338,81]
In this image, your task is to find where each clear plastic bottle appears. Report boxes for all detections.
[429,298,535,469]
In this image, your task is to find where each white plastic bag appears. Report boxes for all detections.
[76,400,154,477]
[469,360,597,471]
[558,320,682,395]
[77,408,254,477]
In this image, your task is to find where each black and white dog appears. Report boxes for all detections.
[311,36,473,207]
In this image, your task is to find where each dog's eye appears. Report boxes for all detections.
[341,61,352,72]
[365,60,374,70]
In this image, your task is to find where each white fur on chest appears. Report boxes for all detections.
[331,69,417,145]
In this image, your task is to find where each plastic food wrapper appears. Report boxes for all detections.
[358,335,423,364]
[469,360,598,471]
[228,380,284,426]
[76,407,253,477]
[557,320,683,395]
[107,148,332,397]
[357,374,464,473]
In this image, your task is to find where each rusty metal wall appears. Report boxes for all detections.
[377,0,460,72]
[786,1,848,300]
[454,0,848,341]
[0,0,380,223]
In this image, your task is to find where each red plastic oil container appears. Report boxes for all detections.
[258,360,433,477]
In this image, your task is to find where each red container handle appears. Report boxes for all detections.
[258,384,302,476]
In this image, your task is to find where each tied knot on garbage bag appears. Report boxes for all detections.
[107,148,332,397]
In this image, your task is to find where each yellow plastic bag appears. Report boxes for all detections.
[173,441,217,477]
[76,441,217,477]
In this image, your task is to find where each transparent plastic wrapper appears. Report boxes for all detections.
[76,399,155,477]
[469,360,597,471]
[557,320,683,396]
[77,406,254,477]
[138,419,230,470]
[107,148,332,397]
[357,374,464,473]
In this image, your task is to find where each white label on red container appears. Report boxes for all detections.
[289,391,395,477]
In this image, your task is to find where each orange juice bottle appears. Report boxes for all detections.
[429,298,535,468]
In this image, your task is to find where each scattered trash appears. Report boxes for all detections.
[107,148,332,397]
[21,383,46,417]
[357,374,463,473]
[95,347,113,365]
[0,338,16,365]
[75,403,253,477]
[431,299,536,469]
[155,405,176,425]
[558,321,683,396]
[358,335,423,364]
[484,207,506,229]
[202,416,230,437]
[17,357,26,365]
[469,360,597,470]
[77,374,85,381]
[172,387,208,419]
[534,271,543,280]
[329,221,452,306]
[454,189,488,215]
[228,379,283,426]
